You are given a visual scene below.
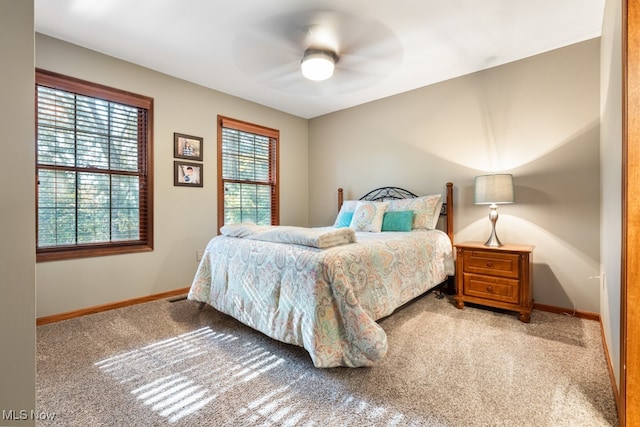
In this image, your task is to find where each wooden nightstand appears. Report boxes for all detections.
[454,241,534,323]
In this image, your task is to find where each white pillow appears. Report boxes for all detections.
[387,194,442,230]
[349,201,389,232]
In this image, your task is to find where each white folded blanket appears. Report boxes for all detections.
[220,223,356,249]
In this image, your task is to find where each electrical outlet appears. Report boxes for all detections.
[196,250,203,261]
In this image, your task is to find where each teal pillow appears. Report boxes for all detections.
[381,210,414,232]
[335,211,354,228]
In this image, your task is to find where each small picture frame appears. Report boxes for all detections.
[174,161,203,187]
[174,132,203,161]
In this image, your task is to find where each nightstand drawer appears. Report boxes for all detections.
[462,250,520,279]
[463,274,519,304]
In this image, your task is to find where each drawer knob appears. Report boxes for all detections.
[486,286,493,292]
[486,261,493,267]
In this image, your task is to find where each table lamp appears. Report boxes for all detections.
[474,174,514,247]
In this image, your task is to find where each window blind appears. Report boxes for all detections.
[218,116,279,231]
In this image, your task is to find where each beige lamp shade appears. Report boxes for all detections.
[474,174,514,205]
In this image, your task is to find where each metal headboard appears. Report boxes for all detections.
[358,186,418,201]
[337,183,454,243]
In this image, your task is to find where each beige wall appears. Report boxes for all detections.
[0,1,36,425]
[600,0,623,389]
[309,39,602,312]
[35,35,309,318]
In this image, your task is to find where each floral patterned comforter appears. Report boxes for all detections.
[187,228,454,368]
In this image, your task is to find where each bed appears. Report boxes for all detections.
[187,183,455,368]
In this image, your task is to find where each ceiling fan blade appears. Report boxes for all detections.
[232,8,403,95]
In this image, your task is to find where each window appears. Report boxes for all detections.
[218,115,279,231]
[35,69,153,261]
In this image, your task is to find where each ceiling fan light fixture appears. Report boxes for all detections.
[301,49,337,81]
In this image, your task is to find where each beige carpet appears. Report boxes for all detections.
[36,292,618,426]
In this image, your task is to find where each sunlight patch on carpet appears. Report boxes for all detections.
[95,327,284,423]
[94,326,417,425]
[235,375,410,427]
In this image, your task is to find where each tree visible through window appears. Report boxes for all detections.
[35,69,153,261]
[218,116,279,231]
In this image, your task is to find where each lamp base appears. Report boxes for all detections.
[484,204,504,247]
[484,229,504,247]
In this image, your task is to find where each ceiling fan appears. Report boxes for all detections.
[232,9,403,95]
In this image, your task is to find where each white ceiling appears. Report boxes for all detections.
[35,0,605,119]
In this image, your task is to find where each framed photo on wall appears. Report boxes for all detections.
[174,161,203,187]
[174,132,203,161]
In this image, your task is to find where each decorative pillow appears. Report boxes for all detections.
[349,201,389,232]
[387,194,442,230]
[335,211,354,228]
[430,199,444,229]
[333,200,358,227]
[381,210,414,232]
